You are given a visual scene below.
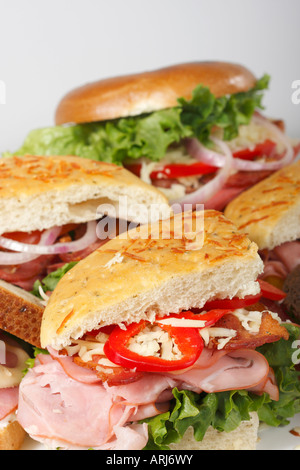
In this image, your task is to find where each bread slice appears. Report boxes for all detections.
[224,161,300,250]
[41,209,263,350]
[0,279,44,348]
[0,155,170,235]
[0,419,26,450]
[55,62,257,125]
[169,412,259,450]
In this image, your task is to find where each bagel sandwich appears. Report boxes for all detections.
[6,62,300,212]
[17,210,300,450]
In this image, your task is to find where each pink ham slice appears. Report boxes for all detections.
[166,349,270,394]
[0,387,19,420]
[17,357,148,449]
[274,241,300,273]
[17,347,275,449]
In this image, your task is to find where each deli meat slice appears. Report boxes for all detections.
[17,357,148,449]
[274,241,300,273]
[17,346,276,449]
[167,349,270,393]
[0,387,19,420]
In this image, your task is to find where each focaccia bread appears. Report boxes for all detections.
[41,209,263,350]
[0,154,171,235]
[224,160,300,250]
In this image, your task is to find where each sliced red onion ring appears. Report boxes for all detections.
[0,227,61,265]
[186,116,295,172]
[171,137,234,211]
[0,221,98,260]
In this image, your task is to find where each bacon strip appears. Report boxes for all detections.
[209,312,289,350]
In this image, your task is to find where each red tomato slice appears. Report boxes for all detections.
[258,279,286,301]
[104,320,203,372]
[150,162,218,179]
[233,139,277,161]
[1,230,43,245]
[203,292,262,310]
[125,161,218,179]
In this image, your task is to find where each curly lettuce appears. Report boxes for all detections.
[143,322,300,450]
[4,75,270,164]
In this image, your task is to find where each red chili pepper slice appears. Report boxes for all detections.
[258,279,286,301]
[104,320,204,372]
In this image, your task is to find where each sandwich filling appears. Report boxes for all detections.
[0,219,127,292]
[17,286,300,450]
[259,240,300,322]
[5,76,300,211]
[0,332,29,429]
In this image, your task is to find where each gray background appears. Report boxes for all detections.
[0,0,299,152]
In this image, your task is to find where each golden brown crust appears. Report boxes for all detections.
[0,155,166,201]
[0,420,26,450]
[41,210,261,349]
[0,281,44,348]
[55,62,257,125]
[224,161,300,250]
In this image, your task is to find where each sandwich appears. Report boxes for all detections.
[16,210,300,450]
[0,154,170,292]
[6,62,300,211]
[0,331,28,450]
[0,279,45,450]
[224,160,300,323]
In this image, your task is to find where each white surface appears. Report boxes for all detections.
[0,0,300,153]
[20,413,300,450]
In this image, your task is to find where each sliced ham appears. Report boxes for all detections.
[17,345,277,449]
[167,349,270,394]
[261,260,289,280]
[0,387,19,420]
[17,358,139,449]
[45,349,102,385]
[274,241,300,273]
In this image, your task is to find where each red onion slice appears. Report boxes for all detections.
[186,116,295,172]
[171,137,234,210]
[0,221,98,257]
[0,227,61,265]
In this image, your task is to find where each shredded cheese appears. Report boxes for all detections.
[200,327,237,350]
[38,286,50,307]
[232,309,262,333]
[128,325,183,360]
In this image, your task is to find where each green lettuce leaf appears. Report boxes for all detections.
[143,322,300,450]
[4,75,269,164]
[31,261,77,298]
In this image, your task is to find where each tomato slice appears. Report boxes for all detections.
[258,279,286,301]
[203,292,262,310]
[232,140,277,161]
[104,320,203,372]
[125,161,218,179]
[1,230,43,245]
[150,162,218,179]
